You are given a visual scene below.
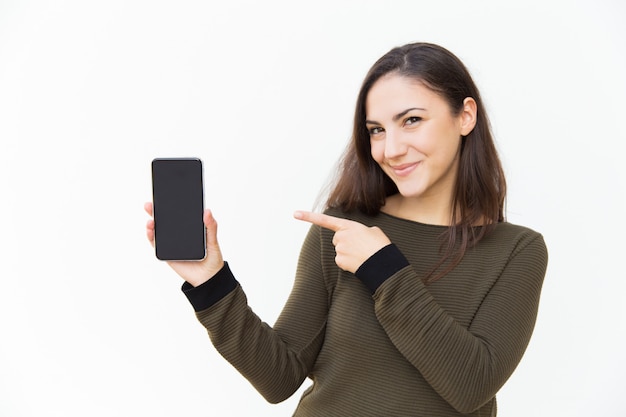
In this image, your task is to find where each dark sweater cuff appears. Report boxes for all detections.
[355,244,410,294]
[181,262,238,312]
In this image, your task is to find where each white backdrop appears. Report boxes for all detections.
[1,1,625,416]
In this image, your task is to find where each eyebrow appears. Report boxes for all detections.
[365,107,426,125]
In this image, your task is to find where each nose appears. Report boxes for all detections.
[384,129,408,159]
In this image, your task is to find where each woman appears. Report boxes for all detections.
[145,42,548,416]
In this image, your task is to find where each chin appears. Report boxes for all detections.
[396,187,426,199]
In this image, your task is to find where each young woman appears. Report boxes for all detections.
[145,42,548,416]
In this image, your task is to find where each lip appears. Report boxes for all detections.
[390,162,420,177]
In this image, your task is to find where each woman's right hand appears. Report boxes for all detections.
[144,202,224,287]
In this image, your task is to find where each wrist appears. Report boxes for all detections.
[187,261,225,287]
[181,262,238,312]
[354,244,410,293]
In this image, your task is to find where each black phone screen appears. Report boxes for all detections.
[151,158,206,261]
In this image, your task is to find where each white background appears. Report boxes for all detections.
[1,0,625,416]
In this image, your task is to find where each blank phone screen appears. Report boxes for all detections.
[151,158,206,261]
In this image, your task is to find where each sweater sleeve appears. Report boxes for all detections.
[191,224,329,404]
[370,232,548,413]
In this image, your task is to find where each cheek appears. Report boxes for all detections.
[370,140,384,163]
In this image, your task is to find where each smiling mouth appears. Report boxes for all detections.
[390,162,419,177]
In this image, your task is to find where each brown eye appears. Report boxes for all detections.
[405,116,422,126]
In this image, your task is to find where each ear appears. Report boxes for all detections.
[459,97,477,136]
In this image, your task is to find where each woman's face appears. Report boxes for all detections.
[366,74,476,203]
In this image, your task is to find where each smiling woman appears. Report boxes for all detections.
[366,77,477,223]
[329,43,508,283]
[145,42,547,416]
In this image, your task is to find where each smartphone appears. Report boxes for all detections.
[151,158,206,261]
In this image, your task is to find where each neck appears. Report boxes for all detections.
[381,193,455,226]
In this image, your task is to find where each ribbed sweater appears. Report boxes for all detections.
[182,209,548,416]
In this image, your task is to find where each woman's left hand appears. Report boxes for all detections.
[294,211,391,273]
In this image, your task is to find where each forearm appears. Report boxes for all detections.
[355,240,547,413]
[182,225,330,404]
[373,267,502,413]
[197,285,312,403]
[182,264,311,403]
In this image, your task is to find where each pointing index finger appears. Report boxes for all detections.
[293,210,348,232]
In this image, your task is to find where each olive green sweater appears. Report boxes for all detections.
[182,210,548,416]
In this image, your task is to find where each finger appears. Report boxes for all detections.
[203,209,219,248]
[293,210,350,232]
[146,219,155,246]
[144,201,153,216]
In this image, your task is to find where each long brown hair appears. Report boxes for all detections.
[326,42,506,283]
